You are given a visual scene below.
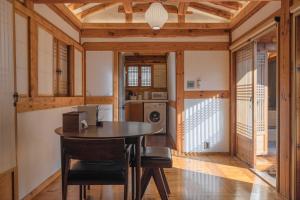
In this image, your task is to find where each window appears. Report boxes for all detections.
[126,65,152,87]
[127,66,139,87]
[141,66,152,86]
[53,39,70,96]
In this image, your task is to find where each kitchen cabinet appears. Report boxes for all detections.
[125,102,144,122]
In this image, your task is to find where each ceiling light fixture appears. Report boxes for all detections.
[145,3,168,30]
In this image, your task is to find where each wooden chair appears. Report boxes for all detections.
[60,137,130,200]
[130,137,172,200]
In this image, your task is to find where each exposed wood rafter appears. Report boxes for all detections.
[189,2,233,20]
[67,3,87,10]
[230,1,268,29]
[48,4,82,29]
[178,2,189,23]
[77,3,117,19]
[81,22,230,30]
[118,3,192,15]
[123,0,133,23]
[211,2,242,11]
[33,0,280,3]
[81,28,229,38]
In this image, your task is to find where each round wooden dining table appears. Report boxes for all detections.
[55,121,162,200]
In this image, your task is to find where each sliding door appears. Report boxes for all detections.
[235,43,255,166]
[255,44,269,155]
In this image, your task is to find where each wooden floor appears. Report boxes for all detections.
[33,154,283,200]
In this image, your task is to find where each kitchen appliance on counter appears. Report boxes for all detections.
[144,102,166,134]
[151,92,168,100]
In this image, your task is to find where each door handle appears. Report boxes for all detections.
[13,92,19,107]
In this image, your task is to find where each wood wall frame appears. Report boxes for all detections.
[184,90,230,99]
[83,42,229,52]
[14,1,85,113]
[176,51,184,153]
[278,0,292,198]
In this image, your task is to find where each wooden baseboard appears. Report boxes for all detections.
[172,151,230,157]
[23,170,60,200]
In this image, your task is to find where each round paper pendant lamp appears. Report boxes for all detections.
[145,3,168,30]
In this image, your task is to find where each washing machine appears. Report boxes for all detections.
[144,102,166,134]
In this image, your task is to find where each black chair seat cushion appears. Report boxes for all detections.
[132,147,172,168]
[68,160,126,184]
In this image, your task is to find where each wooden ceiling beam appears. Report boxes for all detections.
[189,2,233,19]
[76,3,117,18]
[123,0,133,22]
[123,0,133,13]
[81,29,229,38]
[211,2,243,11]
[67,3,87,10]
[82,22,231,30]
[230,1,268,29]
[48,4,82,29]
[178,2,189,23]
[118,3,192,14]
[34,0,280,3]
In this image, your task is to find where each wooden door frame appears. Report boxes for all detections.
[291,9,300,200]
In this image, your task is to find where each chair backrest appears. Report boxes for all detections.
[62,137,126,162]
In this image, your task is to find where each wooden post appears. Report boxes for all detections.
[176,51,184,153]
[278,0,292,198]
[29,19,38,97]
[113,51,119,121]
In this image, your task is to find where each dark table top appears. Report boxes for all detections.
[55,121,163,138]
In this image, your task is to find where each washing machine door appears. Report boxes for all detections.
[149,110,161,123]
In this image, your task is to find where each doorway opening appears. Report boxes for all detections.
[234,27,278,187]
[253,28,278,187]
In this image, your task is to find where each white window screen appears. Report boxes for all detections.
[127,66,139,87]
[141,66,152,87]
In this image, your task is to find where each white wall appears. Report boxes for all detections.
[86,51,113,96]
[232,2,281,41]
[167,52,177,144]
[34,4,80,42]
[17,107,75,199]
[15,4,82,199]
[37,27,53,96]
[183,51,229,153]
[86,51,114,119]
[184,99,229,152]
[15,13,29,95]
[184,51,229,91]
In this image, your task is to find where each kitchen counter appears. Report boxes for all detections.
[125,99,169,103]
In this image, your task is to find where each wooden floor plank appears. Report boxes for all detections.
[32,154,282,200]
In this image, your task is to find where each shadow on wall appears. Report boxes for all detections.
[183,98,229,153]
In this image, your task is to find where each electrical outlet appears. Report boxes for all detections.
[204,142,210,149]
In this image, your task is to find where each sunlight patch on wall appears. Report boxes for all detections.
[184,99,229,153]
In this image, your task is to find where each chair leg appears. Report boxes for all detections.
[79,185,83,200]
[124,183,128,200]
[83,185,87,199]
[62,184,67,200]
[160,168,170,194]
[131,167,135,200]
[152,168,169,200]
[140,168,153,198]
